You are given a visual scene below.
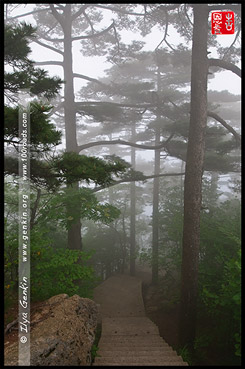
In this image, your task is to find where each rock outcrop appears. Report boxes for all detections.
[4,294,98,366]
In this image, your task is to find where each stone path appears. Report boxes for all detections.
[92,273,188,366]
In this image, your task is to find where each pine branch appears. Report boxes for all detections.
[223,24,241,58]
[208,58,241,78]
[77,137,173,153]
[49,102,64,116]
[92,172,185,193]
[166,100,241,144]
[73,73,107,86]
[71,4,89,21]
[76,101,155,109]
[34,61,63,66]
[207,111,241,144]
[39,35,64,43]
[6,7,50,20]
[92,4,149,16]
[71,21,115,41]
[33,39,64,55]
[155,8,169,50]
[37,21,115,43]
[49,4,65,26]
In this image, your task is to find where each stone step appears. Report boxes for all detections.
[94,356,187,365]
[99,336,169,347]
[99,340,169,347]
[103,317,158,326]
[99,335,166,342]
[98,339,172,347]
[102,317,159,335]
[92,274,188,366]
[98,350,175,356]
[93,361,188,366]
[95,353,184,361]
[99,344,174,352]
[103,317,157,323]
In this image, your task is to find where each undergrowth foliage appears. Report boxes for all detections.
[140,179,241,363]
[4,180,121,306]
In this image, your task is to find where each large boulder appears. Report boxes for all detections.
[4,294,98,366]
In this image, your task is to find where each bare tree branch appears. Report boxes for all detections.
[5,7,50,20]
[92,172,185,193]
[71,4,89,21]
[34,61,63,66]
[76,101,155,109]
[39,35,64,43]
[71,21,115,41]
[184,4,194,26]
[207,111,241,144]
[208,58,241,77]
[223,24,241,58]
[155,9,169,50]
[83,9,96,34]
[82,10,99,52]
[91,4,149,16]
[73,73,107,86]
[49,102,64,116]
[167,99,241,143]
[38,20,115,43]
[33,39,64,55]
[49,4,65,26]
[37,20,59,40]
[164,38,177,52]
[77,137,173,153]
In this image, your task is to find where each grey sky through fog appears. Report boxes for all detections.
[5,4,241,202]
[6,4,241,97]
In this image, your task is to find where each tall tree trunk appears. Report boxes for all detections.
[152,65,161,285]
[180,160,185,209]
[179,4,208,350]
[62,5,82,250]
[122,209,127,274]
[108,133,115,204]
[152,126,161,285]
[130,124,136,276]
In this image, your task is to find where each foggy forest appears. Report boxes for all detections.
[4,3,241,367]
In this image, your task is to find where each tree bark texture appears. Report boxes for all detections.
[151,134,160,285]
[62,5,82,250]
[179,4,208,350]
[130,125,136,276]
[152,66,162,285]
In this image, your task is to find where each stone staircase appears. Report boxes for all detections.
[93,274,188,366]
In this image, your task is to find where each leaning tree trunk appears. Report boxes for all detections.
[179,4,208,350]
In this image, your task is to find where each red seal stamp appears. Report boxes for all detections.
[211,11,234,34]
